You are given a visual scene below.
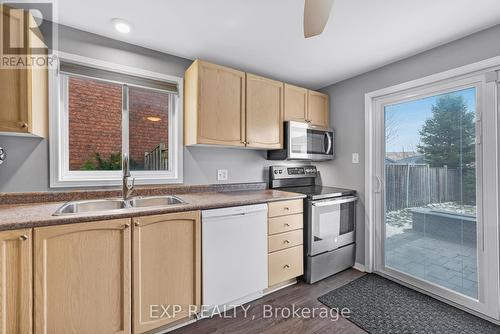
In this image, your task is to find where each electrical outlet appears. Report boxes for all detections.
[217,169,228,181]
[352,153,359,164]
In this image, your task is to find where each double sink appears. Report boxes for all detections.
[54,195,185,216]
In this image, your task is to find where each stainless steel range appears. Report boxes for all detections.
[269,165,357,284]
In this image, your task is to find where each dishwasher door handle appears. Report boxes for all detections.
[312,196,358,207]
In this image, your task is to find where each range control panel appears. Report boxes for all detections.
[270,165,317,179]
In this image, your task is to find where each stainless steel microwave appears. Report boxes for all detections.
[267,121,334,161]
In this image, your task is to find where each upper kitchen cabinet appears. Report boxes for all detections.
[184,60,246,147]
[0,5,48,137]
[246,73,283,149]
[184,59,329,149]
[284,84,308,123]
[307,90,329,128]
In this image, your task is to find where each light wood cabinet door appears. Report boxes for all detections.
[0,229,32,334]
[284,84,308,122]
[246,73,283,149]
[0,5,47,137]
[268,246,303,287]
[307,90,329,128]
[185,60,246,147]
[34,219,131,334]
[132,211,201,333]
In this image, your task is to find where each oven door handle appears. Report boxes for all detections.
[312,196,358,207]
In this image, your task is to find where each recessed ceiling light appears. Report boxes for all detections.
[112,18,132,34]
[147,116,161,122]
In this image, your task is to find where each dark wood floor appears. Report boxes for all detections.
[172,269,366,334]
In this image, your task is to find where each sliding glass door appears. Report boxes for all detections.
[372,74,499,319]
[384,87,478,297]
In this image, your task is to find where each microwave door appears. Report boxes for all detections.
[288,125,310,160]
[306,129,333,161]
[309,200,341,256]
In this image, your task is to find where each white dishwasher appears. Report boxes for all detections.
[202,204,267,313]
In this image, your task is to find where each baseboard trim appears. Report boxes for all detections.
[264,278,298,295]
[353,262,366,272]
[151,317,197,334]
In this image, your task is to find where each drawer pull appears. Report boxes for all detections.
[283,207,290,211]
[283,264,290,269]
[283,239,290,244]
[284,223,290,227]
[19,234,28,241]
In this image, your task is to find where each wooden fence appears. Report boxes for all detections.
[385,164,463,211]
[144,143,168,170]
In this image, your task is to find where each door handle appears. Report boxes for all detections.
[324,132,333,154]
[374,175,382,193]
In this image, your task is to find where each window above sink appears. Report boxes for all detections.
[49,52,184,188]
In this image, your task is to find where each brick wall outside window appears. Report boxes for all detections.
[68,77,169,170]
[68,77,122,170]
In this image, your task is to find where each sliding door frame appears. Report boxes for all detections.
[364,56,500,321]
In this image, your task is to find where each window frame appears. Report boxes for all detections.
[49,51,184,188]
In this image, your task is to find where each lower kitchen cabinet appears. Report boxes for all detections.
[267,199,304,288]
[34,219,131,334]
[268,246,304,286]
[132,211,201,333]
[0,229,32,334]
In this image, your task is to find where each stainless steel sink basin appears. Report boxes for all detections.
[128,195,185,208]
[53,195,186,215]
[54,199,128,215]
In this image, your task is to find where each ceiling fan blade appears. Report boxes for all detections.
[303,0,335,38]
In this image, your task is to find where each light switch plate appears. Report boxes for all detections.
[352,153,359,164]
[217,169,228,181]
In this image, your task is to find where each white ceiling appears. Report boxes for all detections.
[56,0,500,89]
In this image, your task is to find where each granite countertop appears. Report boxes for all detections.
[0,189,306,231]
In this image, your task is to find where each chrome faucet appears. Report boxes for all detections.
[122,153,135,201]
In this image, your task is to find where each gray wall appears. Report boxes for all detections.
[320,24,500,265]
[0,25,289,192]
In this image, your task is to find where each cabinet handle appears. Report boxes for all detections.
[283,239,290,244]
[283,207,290,211]
[19,122,28,129]
[19,234,28,241]
[134,222,140,227]
[284,223,290,227]
[283,264,290,269]
[123,223,130,229]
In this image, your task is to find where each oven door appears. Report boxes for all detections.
[308,196,357,256]
[288,121,334,161]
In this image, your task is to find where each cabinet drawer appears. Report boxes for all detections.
[268,229,303,253]
[268,199,303,217]
[268,214,303,235]
[268,245,303,286]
